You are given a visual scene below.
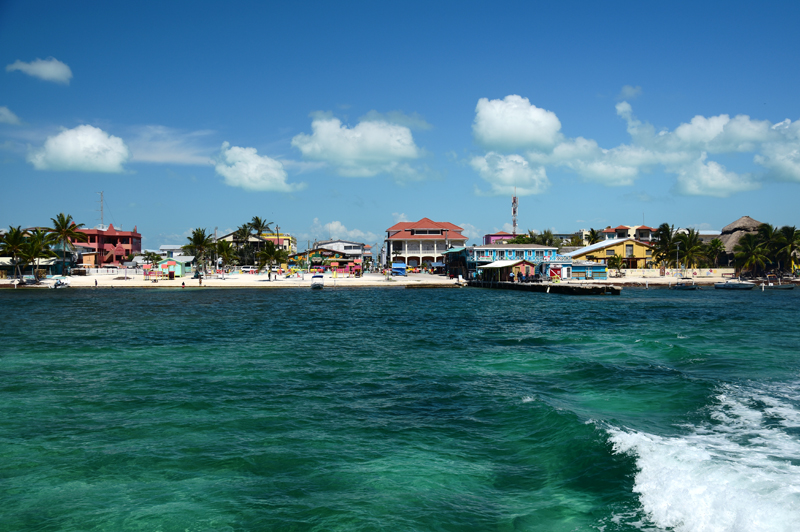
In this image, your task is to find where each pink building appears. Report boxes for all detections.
[482,231,515,245]
[73,224,142,265]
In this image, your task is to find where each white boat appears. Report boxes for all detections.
[670,277,699,290]
[759,275,795,290]
[49,279,70,289]
[310,273,324,289]
[714,278,756,290]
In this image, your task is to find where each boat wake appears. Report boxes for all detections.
[606,381,800,532]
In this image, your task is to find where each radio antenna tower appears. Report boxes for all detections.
[511,188,518,235]
[97,191,104,226]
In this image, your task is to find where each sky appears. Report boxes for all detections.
[2,1,800,251]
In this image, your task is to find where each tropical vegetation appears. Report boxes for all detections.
[48,213,88,275]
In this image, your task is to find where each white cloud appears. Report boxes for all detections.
[360,110,432,130]
[473,95,562,151]
[0,106,21,125]
[215,142,305,192]
[470,95,800,196]
[128,125,215,165]
[471,152,550,196]
[675,153,760,197]
[291,116,421,178]
[458,222,481,242]
[617,85,642,100]
[308,218,378,243]
[28,125,129,172]
[6,57,72,85]
[392,212,409,223]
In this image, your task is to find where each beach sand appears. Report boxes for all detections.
[1,271,741,289]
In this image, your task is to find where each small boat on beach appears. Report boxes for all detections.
[310,273,324,289]
[714,278,756,290]
[49,279,70,289]
[670,277,699,290]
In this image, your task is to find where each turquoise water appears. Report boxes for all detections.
[2,287,799,531]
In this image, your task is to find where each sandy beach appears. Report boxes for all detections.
[0,271,749,289]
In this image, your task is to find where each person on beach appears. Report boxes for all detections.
[199,277,202,286]
[182,282,185,288]
[94,279,97,287]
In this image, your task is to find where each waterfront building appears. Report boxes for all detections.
[598,225,656,242]
[570,260,608,280]
[289,247,351,271]
[260,232,297,253]
[564,237,653,269]
[73,224,142,266]
[471,243,559,263]
[385,218,467,267]
[482,231,514,245]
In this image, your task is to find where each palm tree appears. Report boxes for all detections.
[0,226,27,280]
[257,241,284,281]
[20,229,57,282]
[705,238,726,268]
[216,240,236,277]
[607,254,623,276]
[734,233,768,276]
[249,216,272,253]
[776,225,800,273]
[757,223,782,269]
[142,251,162,276]
[676,229,705,269]
[587,228,602,245]
[47,213,87,276]
[183,228,214,275]
[653,223,675,267]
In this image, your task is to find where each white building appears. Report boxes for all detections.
[385,217,467,267]
[313,239,372,266]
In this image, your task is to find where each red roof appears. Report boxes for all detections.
[386,217,463,233]
[614,225,631,230]
[601,228,616,233]
[636,226,657,231]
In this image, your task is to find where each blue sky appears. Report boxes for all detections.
[2,1,799,250]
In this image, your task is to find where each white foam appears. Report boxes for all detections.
[607,382,800,532]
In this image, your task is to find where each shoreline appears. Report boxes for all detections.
[1,271,783,290]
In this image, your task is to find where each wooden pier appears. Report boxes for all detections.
[468,280,621,295]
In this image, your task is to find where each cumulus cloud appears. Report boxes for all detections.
[457,222,481,242]
[128,125,215,165]
[617,85,642,100]
[308,218,378,243]
[215,142,305,192]
[473,95,562,151]
[392,212,409,223]
[28,125,129,172]
[470,93,800,197]
[675,153,760,197]
[360,110,432,130]
[0,106,21,125]
[6,57,72,85]
[291,116,421,179]
[471,152,549,196]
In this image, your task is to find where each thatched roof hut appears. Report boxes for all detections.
[719,216,763,253]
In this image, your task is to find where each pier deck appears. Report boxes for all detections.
[468,280,621,295]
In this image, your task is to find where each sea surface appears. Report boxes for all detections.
[1,286,799,531]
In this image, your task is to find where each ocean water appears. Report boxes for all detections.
[1,286,799,532]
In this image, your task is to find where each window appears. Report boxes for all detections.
[606,249,615,256]
[646,249,652,256]
[625,244,633,258]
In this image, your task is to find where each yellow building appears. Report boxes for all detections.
[564,237,654,268]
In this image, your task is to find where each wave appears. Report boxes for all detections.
[606,382,800,532]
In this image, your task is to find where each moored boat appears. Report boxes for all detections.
[670,277,699,290]
[310,273,324,289]
[714,278,756,290]
[759,275,795,290]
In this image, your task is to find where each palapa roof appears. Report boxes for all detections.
[719,216,763,253]
[721,216,762,234]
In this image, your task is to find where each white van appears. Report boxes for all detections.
[241,266,258,273]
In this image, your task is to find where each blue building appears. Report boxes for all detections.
[471,244,574,280]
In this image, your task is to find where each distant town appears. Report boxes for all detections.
[1,204,798,286]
